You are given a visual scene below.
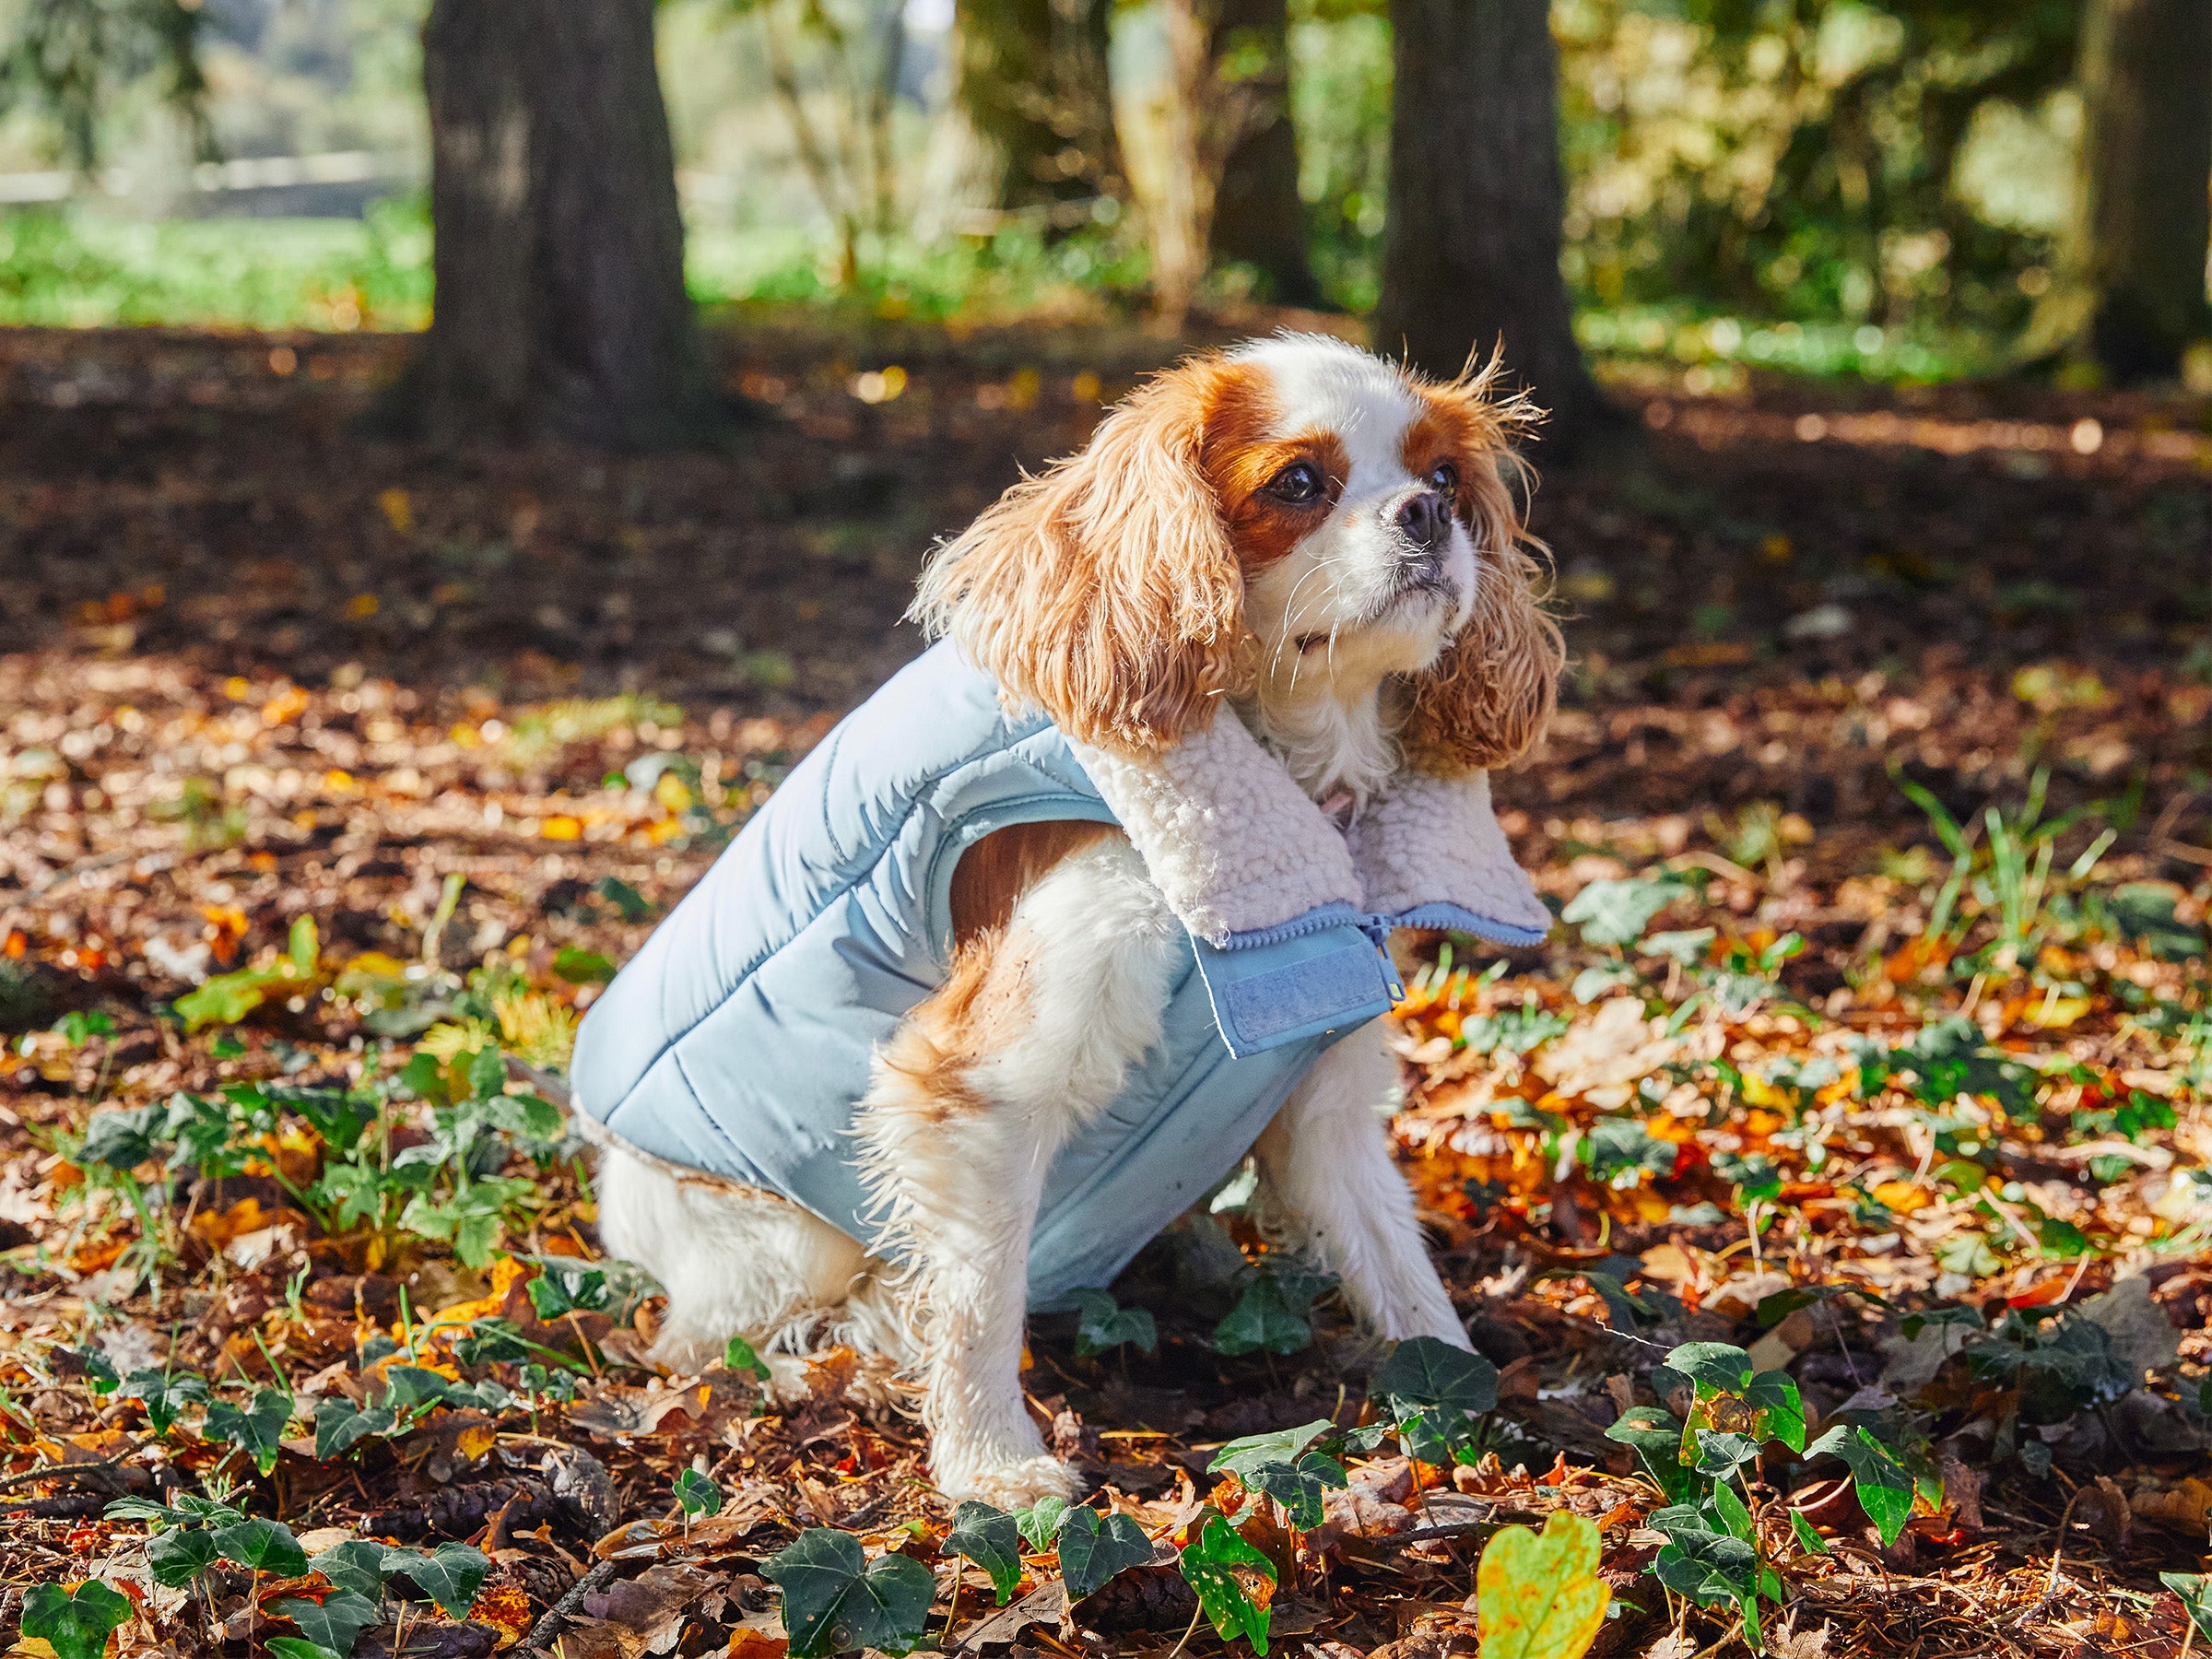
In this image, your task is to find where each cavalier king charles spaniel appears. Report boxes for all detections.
[591,334,1560,1507]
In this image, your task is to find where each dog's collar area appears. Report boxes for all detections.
[1068,712,1549,959]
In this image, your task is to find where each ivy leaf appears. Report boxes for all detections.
[1474,1512,1611,1659]
[1055,1506,1154,1601]
[314,1397,396,1461]
[1651,1526,1757,1610]
[1743,1370,1806,1453]
[213,1518,310,1578]
[1015,1495,1069,1554]
[272,1590,382,1658]
[383,1543,491,1619]
[763,1529,935,1658]
[266,1640,343,1659]
[1663,1343,1755,1392]
[310,1541,398,1600]
[1690,1430,1762,1479]
[147,1527,221,1589]
[1208,1422,1348,1532]
[946,1501,1022,1606]
[1789,1512,1832,1558]
[1068,1288,1158,1357]
[1208,1419,1334,1480]
[1804,1425,1913,1547]
[205,1388,293,1476]
[723,1335,771,1381]
[377,1367,455,1418]
[1603,1407,1690,1502]
[1177,1514,1277,1654]
[2159,1573,2212,1642]
[76,1105,165,1171]
[526,1262,610,1320]
[1213,1275,1317,1356]
[673,1469,723,1517]
[1562,875,1690,947]
[119,1369,208,1435]
[21,1582,134,1659]
[1708,1477,1755,1542]
[1373,1337,1499,1416]
[1375,1336,1499,1465]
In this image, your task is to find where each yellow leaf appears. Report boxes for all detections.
[541,815,582,841]
[2025,996,2091,1030]
[378,488,415,534]
[1475,1512,1610,1659]
[1871,1180,1932,1214]
[453,1422,499,1462]
[1740,1072,1794,1111]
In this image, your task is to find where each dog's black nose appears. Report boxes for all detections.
[1395,489,1449,549]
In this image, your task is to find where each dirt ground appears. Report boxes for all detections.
[1,318,2208,1659]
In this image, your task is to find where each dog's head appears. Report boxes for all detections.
[912,334,1560,775]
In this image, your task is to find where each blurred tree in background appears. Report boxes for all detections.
[1555,0,2081,338]
[1376,0,1611,454]
[955,0,1124,218]
[1,0,2207,436]
[0,0,205,171]
[380,0,721,448]
[2027,0,2211,381]
[1207,0,1322,306]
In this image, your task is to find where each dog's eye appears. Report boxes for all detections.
[1267,461,1325,504]
[1426,461,1458,495]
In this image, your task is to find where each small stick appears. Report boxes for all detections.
[0,1448,140,1491]
[516,1560,618,1654]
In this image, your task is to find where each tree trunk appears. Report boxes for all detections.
[1207,0,1321,307]
[955,0,1124,220]
[2033,0,2211,381]
[1372,0,1609,456]
[385,0,723,450]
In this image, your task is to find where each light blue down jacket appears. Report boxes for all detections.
[571,641,1545,1304]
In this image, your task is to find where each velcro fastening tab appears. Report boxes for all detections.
[1191,923,1397,1058]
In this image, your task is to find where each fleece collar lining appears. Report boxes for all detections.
[1070,709,1548,949]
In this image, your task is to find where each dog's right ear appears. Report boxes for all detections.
[910,362,1245,755]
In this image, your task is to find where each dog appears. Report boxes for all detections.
[575,334,1560,1509]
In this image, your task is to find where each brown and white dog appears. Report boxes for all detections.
[594,334,1560,1508]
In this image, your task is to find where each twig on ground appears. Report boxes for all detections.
[515,1559,619,1654]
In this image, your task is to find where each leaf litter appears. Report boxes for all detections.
[0,319,2207,1659]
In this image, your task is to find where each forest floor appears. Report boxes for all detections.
[0,317,2208,1659]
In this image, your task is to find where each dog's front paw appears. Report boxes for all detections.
[936,1452,1085,1512]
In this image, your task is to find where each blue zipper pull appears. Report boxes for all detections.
[1361,913,1406,1000]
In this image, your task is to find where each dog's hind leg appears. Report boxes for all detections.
[853,834,1180,1508]
[1250,1027,1469,1347]
[594,1140,871,1380]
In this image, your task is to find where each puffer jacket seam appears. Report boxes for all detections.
[606,729,1079,1111]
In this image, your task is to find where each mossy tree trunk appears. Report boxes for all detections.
[1207,0,1321,307]
[1373,0,1611,456]
[954,0,1124,222]
[2029,0,2211,381]
[384,0,724,449]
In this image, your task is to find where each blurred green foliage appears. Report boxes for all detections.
[0,0,2115,381]
[1554,0,2079,339]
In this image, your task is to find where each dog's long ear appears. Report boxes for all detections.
[911,361,1243,755]
[1397,368,1563,774]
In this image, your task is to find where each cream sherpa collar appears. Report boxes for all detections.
[1070,709,1549,950]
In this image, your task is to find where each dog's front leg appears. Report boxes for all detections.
[1253,1028,1469,1347]
[855,836,1181,1507]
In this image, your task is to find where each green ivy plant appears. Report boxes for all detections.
[1606,1340,1916,1653]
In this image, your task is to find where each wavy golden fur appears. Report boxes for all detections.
[909,359,1248,754]
[912,345,1560,769]
[1395,359,1564,773]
